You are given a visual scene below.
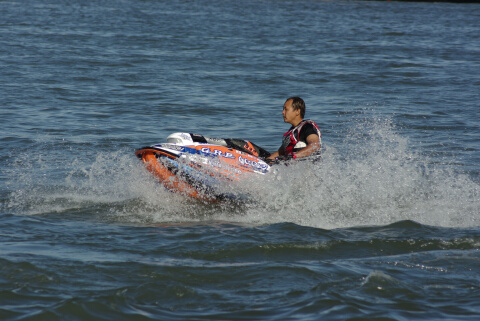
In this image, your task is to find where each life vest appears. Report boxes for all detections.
[281,119,322,156]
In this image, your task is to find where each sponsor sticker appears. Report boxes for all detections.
[200,147,235,159]
[238,155,269,172]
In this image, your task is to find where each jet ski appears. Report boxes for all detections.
[135,133,272,201]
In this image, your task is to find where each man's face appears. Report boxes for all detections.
[282,99,299,125]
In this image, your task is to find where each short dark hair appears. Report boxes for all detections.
[286,97,305,118]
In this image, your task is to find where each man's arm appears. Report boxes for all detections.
[267,147,283,160]
[294,134,320,158]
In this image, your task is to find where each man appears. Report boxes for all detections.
[267,97,321,162]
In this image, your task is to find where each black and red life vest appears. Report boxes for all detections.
[281,119,322,156]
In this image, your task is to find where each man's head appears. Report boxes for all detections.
[283,97,305,126]
[285,97,305,119]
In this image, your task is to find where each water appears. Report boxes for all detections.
[1,0,480,319]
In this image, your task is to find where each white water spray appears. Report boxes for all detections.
[4,119,479,228]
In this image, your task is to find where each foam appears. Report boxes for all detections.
[4,119,479,228]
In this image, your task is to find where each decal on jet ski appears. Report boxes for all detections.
[238,155,269,172]
[152,144,185,152]
[200,147,235,159]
